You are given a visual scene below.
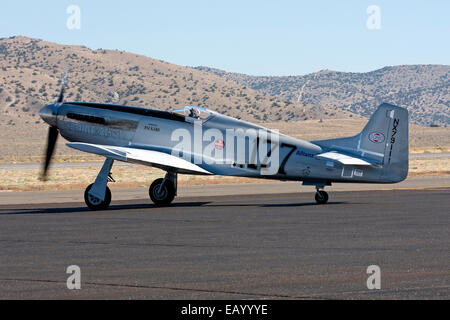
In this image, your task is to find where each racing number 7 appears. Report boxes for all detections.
[278,143,296,175]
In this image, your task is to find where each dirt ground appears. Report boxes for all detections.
[0,118,449,164]
[0,157,447,192]
[0,118,448,191]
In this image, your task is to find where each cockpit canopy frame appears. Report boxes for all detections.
[171,105,217,123]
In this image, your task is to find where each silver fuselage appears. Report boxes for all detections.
[46,102,395,184]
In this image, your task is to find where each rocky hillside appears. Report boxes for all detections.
[0,36,353,127]
[195,65,450,127]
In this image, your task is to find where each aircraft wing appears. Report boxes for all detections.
[66,142,212,175]
[315,151,376,166]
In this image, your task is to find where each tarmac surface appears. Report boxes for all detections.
[0,177,449,299]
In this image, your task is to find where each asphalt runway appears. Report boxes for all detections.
[0,188,449,299]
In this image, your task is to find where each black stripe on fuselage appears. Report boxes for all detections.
[67,112,106,125]
[64,102,186,123]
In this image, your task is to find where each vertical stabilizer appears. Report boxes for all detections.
[314,103,409,182]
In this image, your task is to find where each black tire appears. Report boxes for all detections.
[149,178,175,206]
[84,184,112,211]
[315,191,329,205]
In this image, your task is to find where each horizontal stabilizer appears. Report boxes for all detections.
[67,142,212,175]
[316,152,375,166]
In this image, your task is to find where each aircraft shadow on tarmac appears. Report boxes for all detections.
[0,201,211,215]
[262,201,346,207]
[0,201,349,215]
[204,201,347,208]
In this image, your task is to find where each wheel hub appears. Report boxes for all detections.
[154,184,168,200]
[88,194,102,205]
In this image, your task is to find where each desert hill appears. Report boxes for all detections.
[0,36,351,125]
[195,65,450,127]
[0,36,358,162]
[0,36,447,164]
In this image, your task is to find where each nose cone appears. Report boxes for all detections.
[39,104,58,127]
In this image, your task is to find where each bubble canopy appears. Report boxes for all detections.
[171,105,217,120]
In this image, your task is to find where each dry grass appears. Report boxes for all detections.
[408,158,450,177]
[0,118,448,165]
[266,119,450,152]
[0,158,448,192]
[1,116,448,192]
[0,166,267,192]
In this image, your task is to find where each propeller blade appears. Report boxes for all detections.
[56,72,67,103]
[56,86,65,103]
[41,126,59,180]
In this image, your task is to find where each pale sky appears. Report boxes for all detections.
[1,0,449,75]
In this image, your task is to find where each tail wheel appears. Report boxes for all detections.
[149,178,176,206]
[315,190,329,205]
[84,184,112,211]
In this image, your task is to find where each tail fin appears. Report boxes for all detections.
[315,103,409,182]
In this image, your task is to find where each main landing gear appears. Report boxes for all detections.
[149,172,177,206]
[314,186,329,205]
[84,159,178,211]
[84,158,114,210]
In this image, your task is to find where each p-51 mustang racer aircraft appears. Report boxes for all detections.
[39,78,408,210]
